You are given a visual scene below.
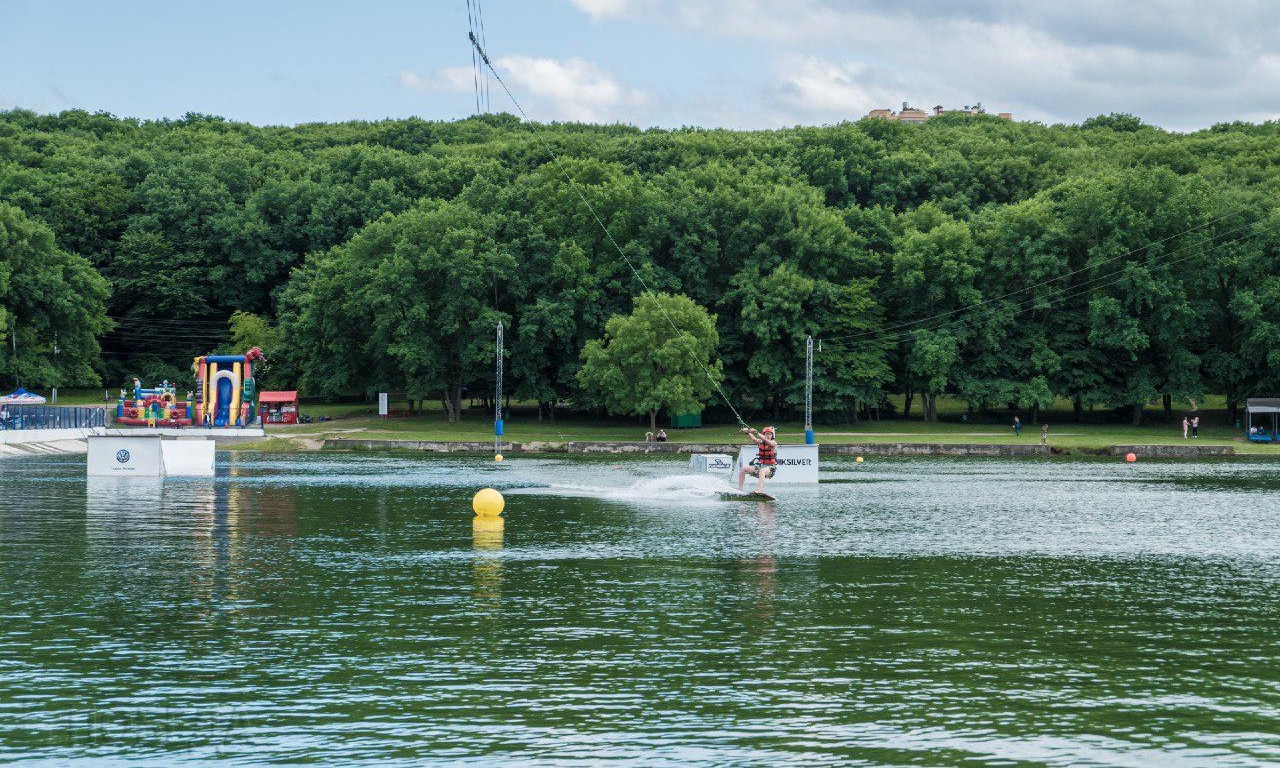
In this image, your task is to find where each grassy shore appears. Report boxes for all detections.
[51,389,1277,455]
[247,402,1274,455]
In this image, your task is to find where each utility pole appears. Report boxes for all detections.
[52,334,59,404]
[805,335,814,444]
[494,322,504,457]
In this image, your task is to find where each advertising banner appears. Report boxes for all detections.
[734,443,819,483]
[87,435,163,476]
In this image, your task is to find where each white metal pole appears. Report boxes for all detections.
[494,322,504,455]
[805,335,814,444]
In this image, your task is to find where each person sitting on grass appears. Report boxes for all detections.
[738,426,779,494]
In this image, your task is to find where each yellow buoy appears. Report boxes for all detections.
[494,454,504,462]
[472,488,505,517]
[855,456,864,464]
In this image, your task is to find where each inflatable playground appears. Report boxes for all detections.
[115,348,264,428]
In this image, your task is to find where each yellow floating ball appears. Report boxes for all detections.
[855,456,864,464]
[472,488,505,517]
[494,454,504,462]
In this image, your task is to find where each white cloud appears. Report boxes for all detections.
[562,0,1280,130]
[563,0,665,22]
[775,57,904,120]
[498,54,654,122]
[400,67,473,93]
[415,54,654,123]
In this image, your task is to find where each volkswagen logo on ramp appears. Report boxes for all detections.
[115,449,131,464]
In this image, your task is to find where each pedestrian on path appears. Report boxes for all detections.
[1013,415,1022,437]
[1182,415,1190,439]
[1041,423,1048,445]
[1191,415,1200,438]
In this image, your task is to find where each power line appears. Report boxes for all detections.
[469,31,749,429]
[820,208,1257,345]
[475,0,492,112]
[821,221,1267,353]
[464,0,484,114]
[106,315,236,328]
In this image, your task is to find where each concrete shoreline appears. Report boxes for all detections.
[0,426,267,457]
[0,430,1245,459]
[320,438,1237,458]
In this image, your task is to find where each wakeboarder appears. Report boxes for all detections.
[737,425,779,495]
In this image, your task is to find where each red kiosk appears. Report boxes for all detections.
[260,391,299,424]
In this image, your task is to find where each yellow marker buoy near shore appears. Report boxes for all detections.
[855,456,864,464]
[473,488,505,517]
[495,454,504,462]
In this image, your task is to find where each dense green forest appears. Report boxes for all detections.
[1,108,1278,424]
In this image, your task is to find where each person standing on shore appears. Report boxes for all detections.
[1182,416,1190,439]
[1041,423,1048,445]
[1191,415,1200,438]
[1013,416,1022,437]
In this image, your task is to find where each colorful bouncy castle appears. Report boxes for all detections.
[115,378,194,426]
[193,347,264,427]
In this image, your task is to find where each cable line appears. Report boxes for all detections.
[107,315,237,328]
[475,0,492,112]
[468,31,749,429]
[819,208,1256,345]
[821,221,1267,353]
[464,0,483,114]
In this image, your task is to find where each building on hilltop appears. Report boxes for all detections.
[867,101,1013,122]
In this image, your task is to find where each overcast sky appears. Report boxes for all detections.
[1,0,1276,131]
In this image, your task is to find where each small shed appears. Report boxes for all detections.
[260,391,299,425]
[671,412,702,428]
[1245,398,1280,442]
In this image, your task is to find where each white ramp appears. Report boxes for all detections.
[732,443,819,484]
[161,439,216,476]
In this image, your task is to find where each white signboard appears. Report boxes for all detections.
[88,435,163,477]
[691,453,733,473]
[378,392,389,417]
[734,443,820,484]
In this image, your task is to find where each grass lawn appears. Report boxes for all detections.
[249,399,1277,455]
[48,388,1280,455]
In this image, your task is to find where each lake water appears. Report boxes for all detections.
[2,452,1279,765]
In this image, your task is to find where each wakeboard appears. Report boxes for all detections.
[719,491,776,501]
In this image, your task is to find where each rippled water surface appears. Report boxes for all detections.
[2,452,1280,765]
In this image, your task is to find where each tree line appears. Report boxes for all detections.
[1,108,1278,424]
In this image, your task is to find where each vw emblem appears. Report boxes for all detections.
[115,449,131,464]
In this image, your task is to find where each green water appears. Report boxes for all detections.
[2,452,1280,765]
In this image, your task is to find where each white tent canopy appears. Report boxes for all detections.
[0,388,46,404]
